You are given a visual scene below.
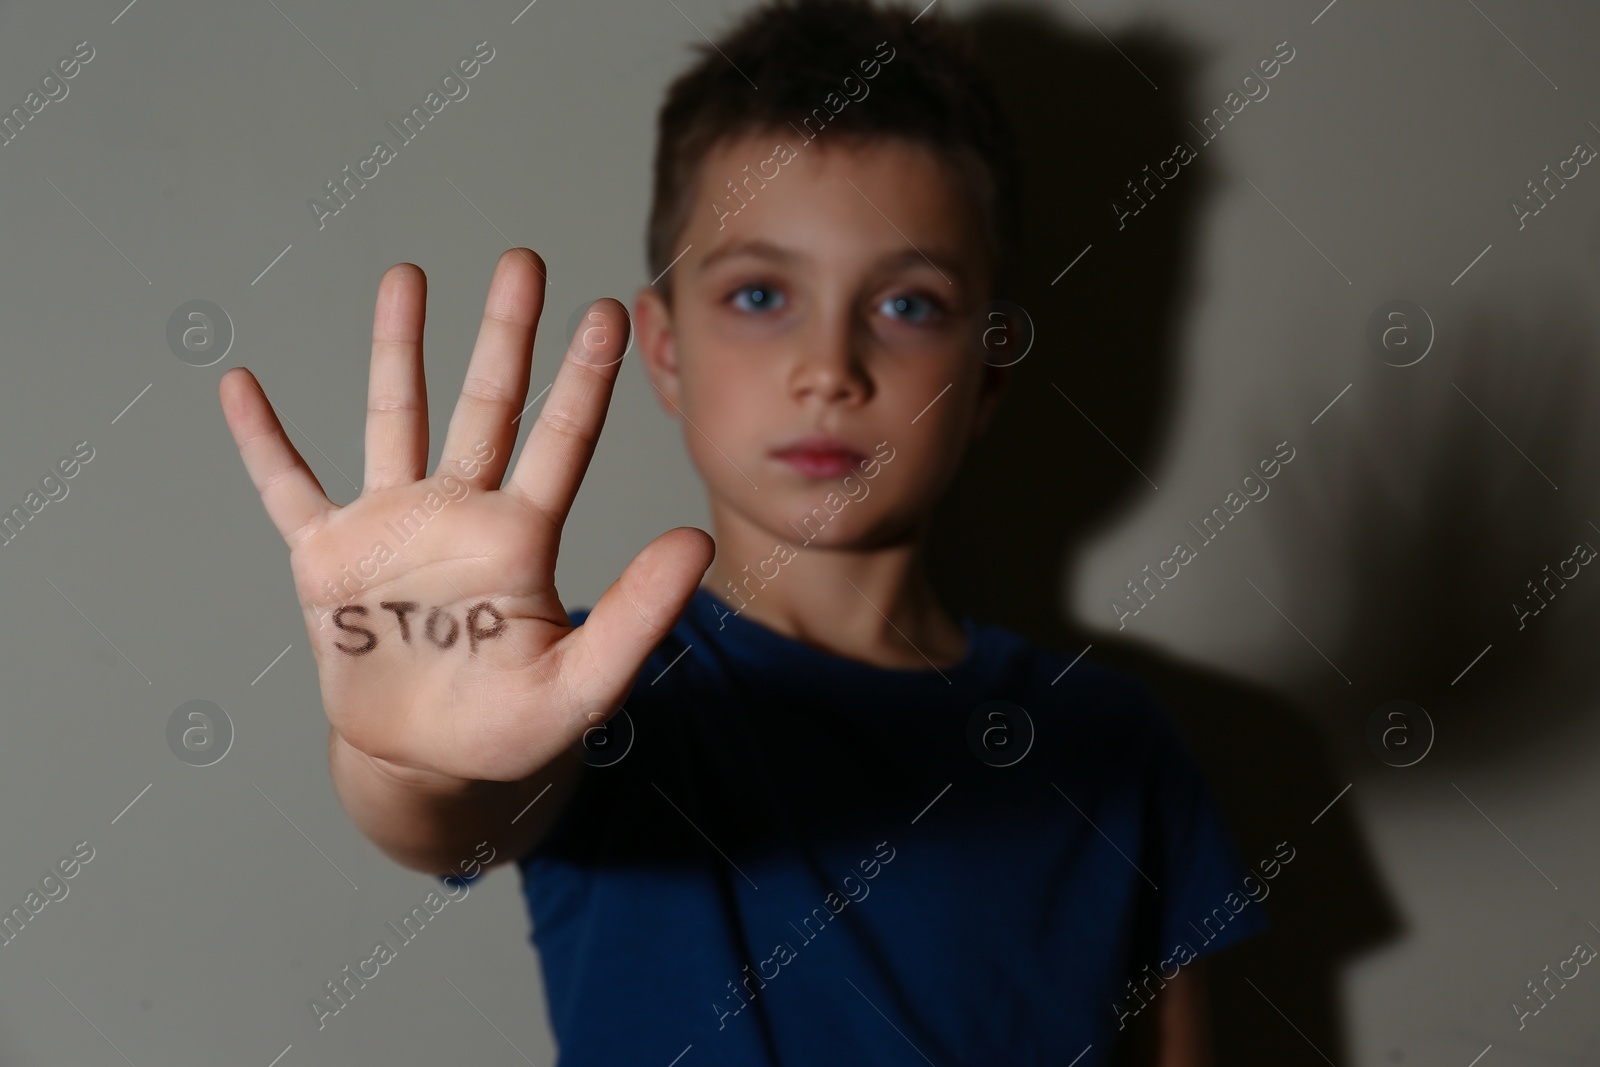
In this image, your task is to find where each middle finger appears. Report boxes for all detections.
[437,247,548,487]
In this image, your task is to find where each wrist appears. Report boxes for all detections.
[330,728,476,796]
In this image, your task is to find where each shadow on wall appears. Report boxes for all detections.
[1283,291,1600,785]
[931,6,1397,1063]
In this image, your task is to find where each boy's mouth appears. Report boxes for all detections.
[770,432,867,479]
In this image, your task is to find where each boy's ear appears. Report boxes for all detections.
[632,284,682,415]
[971,358,1012,442]
[968,298,1021,442]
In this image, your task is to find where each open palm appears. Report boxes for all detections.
[219,249,713,784]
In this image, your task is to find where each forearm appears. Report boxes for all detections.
[1156,960,1212,1067]
[327,726,581,876]
[1112,960,1213,1067]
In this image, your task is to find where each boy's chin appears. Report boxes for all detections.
[743,506,865,550]
[766,506,914,553]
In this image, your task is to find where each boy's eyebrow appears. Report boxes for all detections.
[874,247,966,286]
[697,239,968,285]
[697,239,799,272]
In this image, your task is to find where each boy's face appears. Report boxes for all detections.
[633,131,1008,553]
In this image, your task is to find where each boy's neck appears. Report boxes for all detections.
[700,504,968,670]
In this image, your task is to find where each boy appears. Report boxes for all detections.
[218,1,1267,1062]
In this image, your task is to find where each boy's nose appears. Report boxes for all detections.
[788,322,872,405]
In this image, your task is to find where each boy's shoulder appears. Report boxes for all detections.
[972,615,1171,722]
[568,591,1173,752]
[955,620,1199,790]
[573,591,1161,695]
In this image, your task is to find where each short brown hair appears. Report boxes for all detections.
[646,0,1023,305]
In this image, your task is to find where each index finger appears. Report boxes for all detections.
[502,298,630,529]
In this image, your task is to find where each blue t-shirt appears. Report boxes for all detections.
[443,587,1268,1064]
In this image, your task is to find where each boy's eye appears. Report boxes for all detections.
[729,283,786,313]
[879,291,942,324]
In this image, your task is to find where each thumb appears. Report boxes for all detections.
[560,525,714,726]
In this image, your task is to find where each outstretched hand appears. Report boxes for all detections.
[219,249,713,784]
